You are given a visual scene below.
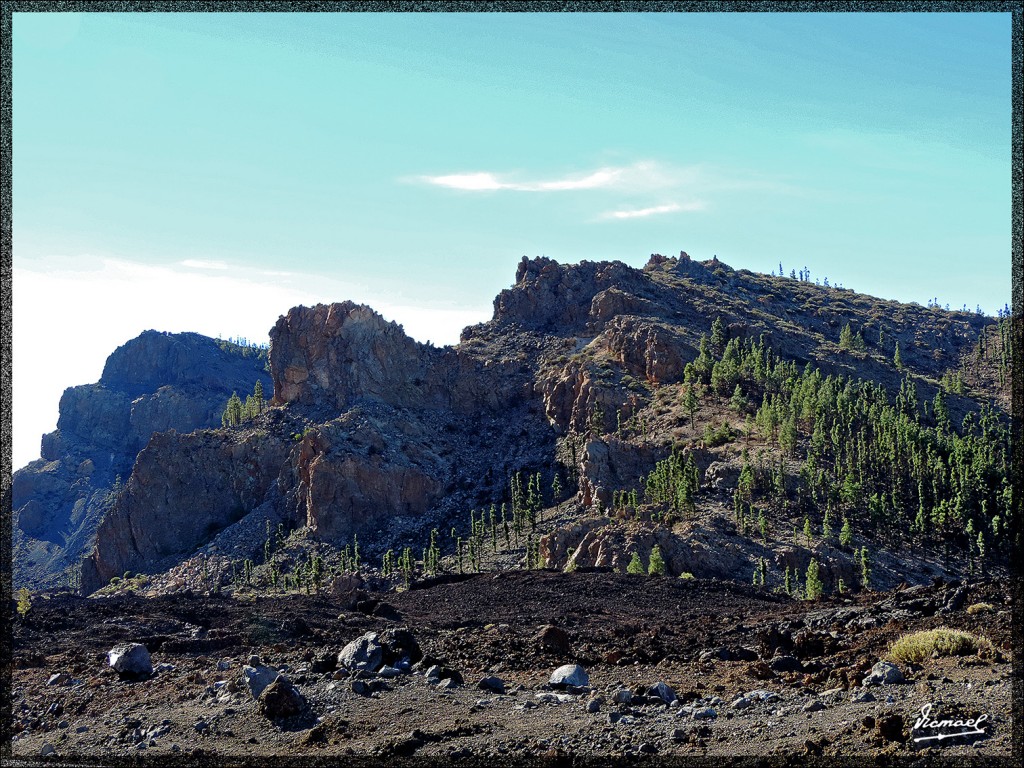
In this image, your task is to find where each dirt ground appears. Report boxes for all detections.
[7,572,1015,763]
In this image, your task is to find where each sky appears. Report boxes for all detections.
[11,11,1013,470]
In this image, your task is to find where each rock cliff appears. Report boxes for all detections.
[63,253,1004,596]
[13,331,271,591]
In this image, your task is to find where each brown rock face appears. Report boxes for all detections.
[493,256,637,332]
[81,428,289,594]
[269,302,522,414]
[278,418,443,543]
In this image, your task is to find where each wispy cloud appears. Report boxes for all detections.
[600,201,705,220]
[420,167,625,192]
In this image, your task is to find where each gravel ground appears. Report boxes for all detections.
[8,573,1014,762]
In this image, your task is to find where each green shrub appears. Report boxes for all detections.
[966,602,994,615]
[887,628,993,665]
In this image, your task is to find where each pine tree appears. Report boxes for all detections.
[683,385,699,432]
[648,545,667,576]
[626,551,645,575]
[803,516,812,546]
[839,517,853,547]
[805,558,823,600]
[894,341,903,370]
[859,546,871,589]
[710,316,726,354]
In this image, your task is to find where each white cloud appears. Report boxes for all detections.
[421,167,623,192]
[12,257,489,471]
[599,201,705,220]
[416,161,683,193]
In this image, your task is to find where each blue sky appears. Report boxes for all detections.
[11,11,1013,468]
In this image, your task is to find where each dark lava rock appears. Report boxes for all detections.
[876,713,906,742]
[536,624,571,655]
[258,677,307,720]
[379,627,422,665]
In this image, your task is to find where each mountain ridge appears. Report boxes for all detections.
[14,253,1012,597]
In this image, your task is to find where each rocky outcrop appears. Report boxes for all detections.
[278,414,444,543]
[493,257,640,333]
[269,302,524,414]
[81,427,289,594]
[14,331,271,591]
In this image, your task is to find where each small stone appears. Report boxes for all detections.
[47,672,71,686]
[612,688,633,705]
[648,681,677,704]
[40,743,56,756]
[478,676,506,694]
[802,700,826,713]
[744,689,782,703]
[608,711,621,724]
[217,660,231,671]
[732,696,753,710]
[248,655,261,666]
[586,696,604,713]
[692,707,717,720]
[549,664,589,688]
[852,690,876,703]
[377,666,401,679]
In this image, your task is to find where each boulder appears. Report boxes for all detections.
[862,661,904,686]
[107,643,152,680]
[338,632,384,673]
[477,676,506,694]
[242,665,281,699]
[648,681,677,704]
[425,666,463,686]
[549,664,589,688]
[258,677,307,720]
[379,627,422,665]
[536,625,571,655]
[768,654,803,673]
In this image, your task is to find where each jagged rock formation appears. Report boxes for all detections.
[67,254,1005,596]
[13,331,271,590]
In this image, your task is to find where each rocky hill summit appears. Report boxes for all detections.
[19,253,1008,599]
[12,331,271,591]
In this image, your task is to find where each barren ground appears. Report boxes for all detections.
[8,572,1014,763]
